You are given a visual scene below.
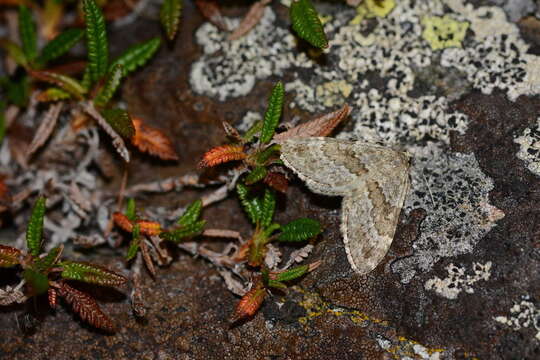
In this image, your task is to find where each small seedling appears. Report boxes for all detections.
[0,196,127,332]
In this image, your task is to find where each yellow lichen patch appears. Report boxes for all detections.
[294,289,447,357]
[350,0,396,25]
[365,0,396,18]
[422,15,469,50]
[316,80,353,108]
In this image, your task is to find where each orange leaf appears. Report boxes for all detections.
[230,285,266,323]
[137,220,161,236]
[112,212,161,236]
[131,118,179,161]
[113,212,133,233]
[199,144,246,168]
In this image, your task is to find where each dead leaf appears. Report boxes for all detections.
[131,118,178,161]
[140,239,156,277]
[195,0,230,31]
[26,102,63,159]
[228,0,270,41]
[273,104,351,143]
[81,102,130,162]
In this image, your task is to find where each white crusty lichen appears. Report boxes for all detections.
[392,144,504,283]
[494,296,540,341]
[514,118,540,176]
[424,262,492,299]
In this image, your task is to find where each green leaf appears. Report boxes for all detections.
[125,198,136,221]
[242,120,263,143]
[260,189,275,228]
[274,264,309,282]
[160,0,183,41]
[39,28,84,65]
[100,108,135,138]
[159,220,206,243]
[260,82,284,144]
[177,199,203,226]
[256,144,281,165]
[37,87,72,102]
[277,218,321,242]
[263,223,281,238]
[109,37,161,76]
[29,70,86,99]
[81,66,92,90]
[23,268,49,295]
[1,75,30,107]
[245,166,267,185]
[26,196,46,257]
[290,0,328,49]
[34,245,63,273]
[83,0,109,84]
[0,244,22,268]
[236,183,263,225]
[93,64,124,107]
[126,223,140,261]
[0,39,28,68]
[267,279,287,290]
[18,5,37,62]
[60,261,127,286]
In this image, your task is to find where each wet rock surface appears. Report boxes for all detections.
[1,1,540,359]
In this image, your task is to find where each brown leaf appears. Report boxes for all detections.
[131,118,178,161]
[230,283,266,323]
[140,240,156,277]
[26,102,63,159]
[228,0,270,41]
[0,244,22,267]
[273,104,351,143]
[222,121,242,142]
[199,144,246,167]
[57,281,116,332]
[48,288,58,308]
[263,171,288,193]
[81,102,130,162]
[195,0,230,31]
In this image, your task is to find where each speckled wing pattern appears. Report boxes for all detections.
[280,137,410,274]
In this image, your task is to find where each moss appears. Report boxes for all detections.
[422,15,469,50]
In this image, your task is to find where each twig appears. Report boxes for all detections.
[27,102,64,159]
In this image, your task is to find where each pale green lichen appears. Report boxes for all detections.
[422,15,469,50]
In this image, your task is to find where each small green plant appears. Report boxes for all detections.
[12,0,171,162]
[0,196,127,332]
[235,185,321,267]
[230,262,320,323]
[200,81,286,191]
[113,198,206,275]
